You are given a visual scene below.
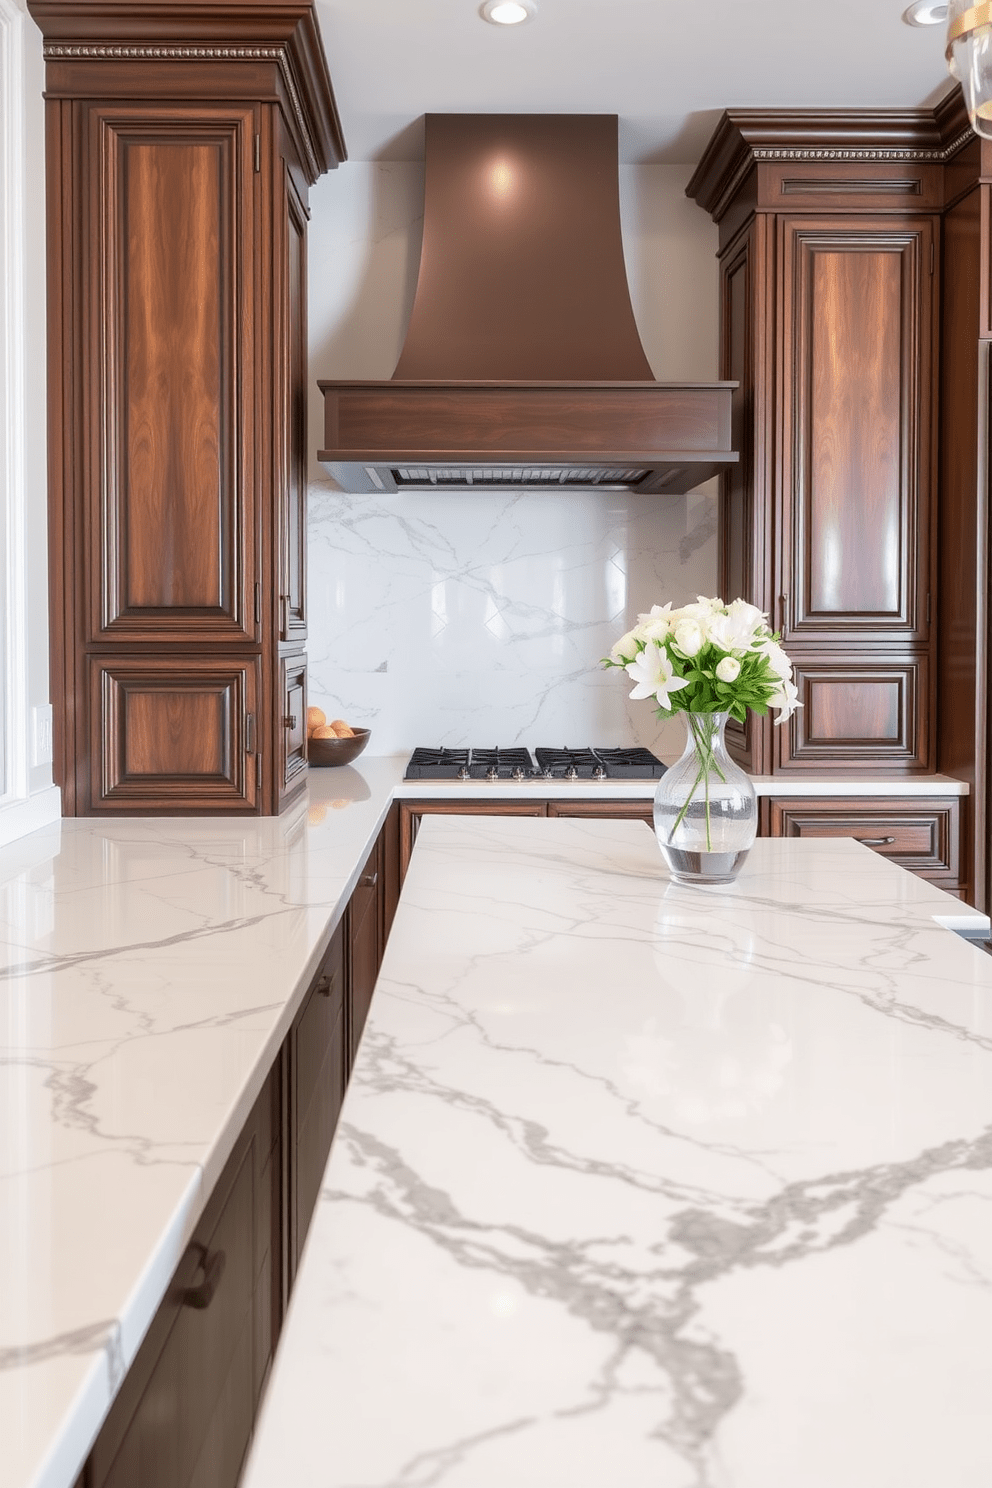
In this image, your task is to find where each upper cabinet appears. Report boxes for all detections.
[27,0,345,815]
[688,115,943,779]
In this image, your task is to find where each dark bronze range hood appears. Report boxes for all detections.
[318,115,737,495]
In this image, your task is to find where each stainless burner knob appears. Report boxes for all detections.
[543,767,554,779]
[458,766,470,780]
[512,767,525,782]
[593,766,606,781]
[487,766,499,782]
[567,766,578,781]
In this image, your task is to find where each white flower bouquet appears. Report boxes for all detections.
[604,595,800,725]
[603,597,801,881]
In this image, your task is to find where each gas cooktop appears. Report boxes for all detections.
[404,746,666,782]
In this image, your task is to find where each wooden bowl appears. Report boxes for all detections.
[308,728,371,768]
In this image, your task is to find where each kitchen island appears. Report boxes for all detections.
[0,765,982,1488]
[243,817,992,1488]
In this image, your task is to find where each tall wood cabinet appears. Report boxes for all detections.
[688,104,992,907]
[27,0,345,815]
[687,115,944,779]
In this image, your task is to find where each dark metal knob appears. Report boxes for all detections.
[567,766,578,781]
[593,766,606,781]
[180,1244,226,1311]
[512,767,525,782]
[487,766,499,782]
[458,766,470,780]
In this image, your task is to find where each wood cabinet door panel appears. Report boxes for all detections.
[292,925,346,1269]
[90,1077,273,1488]
[280,654,308,795]
[88,103,257,643]
[91,656,259,811]
[780,216,933,643]
[779,654,928,770]
[764,794,961,882]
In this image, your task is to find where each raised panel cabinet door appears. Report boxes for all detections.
[90,656,260,811]
[777,652,929,770]
[280,654,308,796]
[85,102,258,644]
[291,925,346,1271]
[277,159,309,643]
[778,216,935,644]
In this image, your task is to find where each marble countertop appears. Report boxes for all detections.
[393,766,970,799]
[243,819,992,1488]
[0,755,979,1488]
[0,758,410,1488]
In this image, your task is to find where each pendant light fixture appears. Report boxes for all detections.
[947,0,992,137]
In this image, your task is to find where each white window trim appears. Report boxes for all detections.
[0,0,59,848]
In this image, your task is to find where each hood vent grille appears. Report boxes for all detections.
[318,115,738,495]
[393,466,651,489]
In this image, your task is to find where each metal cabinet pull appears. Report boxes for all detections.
[857,836,896,847]
[358,872,378,889]
[283,715,298,730]
[180,1244,226,1310]
[315,973,335,998]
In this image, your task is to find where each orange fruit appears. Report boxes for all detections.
[306,706,326,734]
[311,724,338,739]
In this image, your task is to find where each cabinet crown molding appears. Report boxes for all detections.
[687,99,973,221]
[26,0,345,179]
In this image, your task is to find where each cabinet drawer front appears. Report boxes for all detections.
[87,104,258,644]
[90,656,259,811]
[765,795,960,879]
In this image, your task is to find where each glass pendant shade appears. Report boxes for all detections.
[948,1,992,139]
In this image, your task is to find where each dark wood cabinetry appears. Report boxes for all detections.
[761,795,962,889]
[688,124,939,779]
[89,1072,279,1488]
[688,100,991,908]
[28,0,345,816]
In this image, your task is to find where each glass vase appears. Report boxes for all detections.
[653,711,757,885]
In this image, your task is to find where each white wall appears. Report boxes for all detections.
[306,161,721,757]
[0,0,58,847]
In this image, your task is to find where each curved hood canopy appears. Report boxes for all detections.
[318,114,737,494]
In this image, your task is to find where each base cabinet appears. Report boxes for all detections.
[761,794,963,891]
[80,811,398,1488]
[398,799,652,879]
[88,1073,279,1488]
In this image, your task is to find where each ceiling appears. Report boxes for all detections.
[314,0,955,165]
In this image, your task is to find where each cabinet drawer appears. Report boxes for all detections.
[762,795,961,883]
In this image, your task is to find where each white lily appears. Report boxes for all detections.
[626,643,690,711]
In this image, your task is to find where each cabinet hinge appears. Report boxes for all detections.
[254,134,261,173]
[254,582,261,626]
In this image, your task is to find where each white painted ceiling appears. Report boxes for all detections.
[314,0,954,164]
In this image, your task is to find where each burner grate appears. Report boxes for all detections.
[404,745,666,782]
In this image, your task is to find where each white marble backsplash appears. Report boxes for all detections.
[307,482,718,756]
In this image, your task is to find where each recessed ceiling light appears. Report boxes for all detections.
[902,2,948,25]
[480,0,537,25]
